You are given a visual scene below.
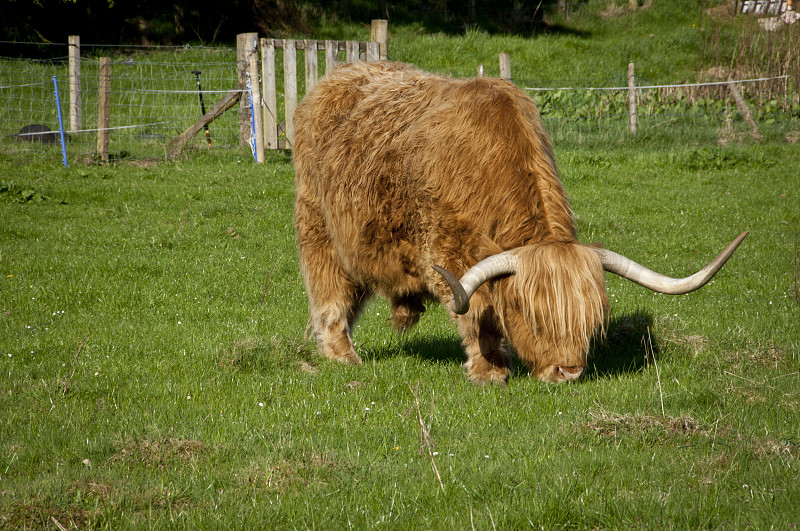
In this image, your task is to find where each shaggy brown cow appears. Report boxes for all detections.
[293,61,746,384]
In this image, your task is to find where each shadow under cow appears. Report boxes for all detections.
[585,311,658,381]
[362,333,467,366]
[359,310,658,383]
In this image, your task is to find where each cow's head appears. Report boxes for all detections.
[433,231,748,383]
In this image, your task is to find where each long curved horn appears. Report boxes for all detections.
[593,231,748,294]
[432,250,519,314]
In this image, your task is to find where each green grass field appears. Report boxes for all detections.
[2,1,800,528]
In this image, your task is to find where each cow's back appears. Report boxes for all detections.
[293,61,575,295]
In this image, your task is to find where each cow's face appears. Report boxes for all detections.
[501,244,609,382]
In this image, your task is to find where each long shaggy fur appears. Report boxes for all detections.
[293,61,608,383]
[505,244,608,374]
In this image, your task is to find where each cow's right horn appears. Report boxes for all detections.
[432,250,519,314]
[593,231,748,294]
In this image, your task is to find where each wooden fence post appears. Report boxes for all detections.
[68,35,81,134]
[370,20,388,61]
[346,41,360,63]
[248,52,265,162]
[325,40,338,74]
[253,36,385,152]
[727,78,762,141]
[499,53,511,81]
[237,32,258,146]
[97,57,111,162]
[260,39,278,150]
[627,62,637,136]
[366,42,380,62]
[305,39,319,93]
[284,40,298,148]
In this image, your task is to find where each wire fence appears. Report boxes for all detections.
[527,73,799,145]
[1,45,244,162]
[1,40,799,166]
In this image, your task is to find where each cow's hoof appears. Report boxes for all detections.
[322,351,363,365]
[468,369,510,386]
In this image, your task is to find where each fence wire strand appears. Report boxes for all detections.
[1,40,798,163]
[1,47,243,161]
[524,72,798,145]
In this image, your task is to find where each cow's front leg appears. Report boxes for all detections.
[457,304,512,385]
[296,196,370,365]
[309,286,370,365]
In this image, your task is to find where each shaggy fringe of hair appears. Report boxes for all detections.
[512,243,608,364]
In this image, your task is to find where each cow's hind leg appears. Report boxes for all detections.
[390,295,425,333]
[458,304,512,385]
[296,200,369,365]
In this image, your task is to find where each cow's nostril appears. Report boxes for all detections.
[556,366,585,382]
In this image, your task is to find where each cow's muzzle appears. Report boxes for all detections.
[542,365,585,383]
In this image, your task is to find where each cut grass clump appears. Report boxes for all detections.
[240,450,343,492]
[217,335,317,374]
[111,437,207,468]
[588,411,712,440]
[587,410,799,463]
[1,501,95,531]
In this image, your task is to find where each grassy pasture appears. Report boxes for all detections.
[2,1,800,528]
[1,141,798,528]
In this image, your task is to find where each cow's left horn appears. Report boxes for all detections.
[593,231,748,294]
[432,251,519,314]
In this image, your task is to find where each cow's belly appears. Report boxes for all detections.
[324,200,428,298]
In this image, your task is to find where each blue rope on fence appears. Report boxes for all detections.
[52,75,67,168]
[246,73,257,163]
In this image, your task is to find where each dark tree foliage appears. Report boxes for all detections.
[1,0,257,49]
[0,0,564,52]
[337,0,562,33]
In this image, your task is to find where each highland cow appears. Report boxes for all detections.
[292,61,746,384]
